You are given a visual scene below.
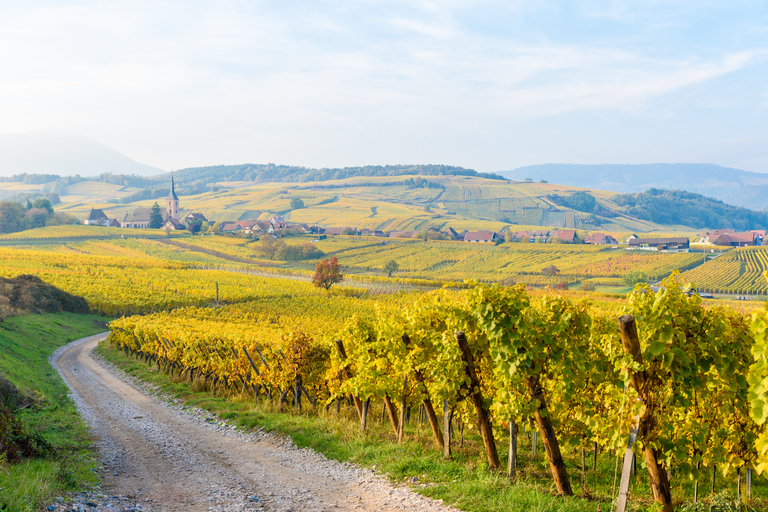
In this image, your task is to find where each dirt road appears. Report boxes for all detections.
[51,334,456,512]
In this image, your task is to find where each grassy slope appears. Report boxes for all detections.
[0,313,108,512]
[97,341,766,512]
[32,175,693,233]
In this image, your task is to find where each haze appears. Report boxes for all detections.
[1,1,767,175]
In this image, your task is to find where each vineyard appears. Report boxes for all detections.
[107,274,768,511]
[1,231,768,509]
[682,247,768,295]
[0,227,710,292]
[312,237,705,285]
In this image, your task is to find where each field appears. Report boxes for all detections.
[682,246,768,296]
[0,226,708,292]
[6,174,699,234]
[0,226,767,511]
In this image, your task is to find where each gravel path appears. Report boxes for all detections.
[49,333,459,512]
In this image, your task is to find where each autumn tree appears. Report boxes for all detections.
[312,257,343,290]
[383,259,399,277]
[256,237,287,260]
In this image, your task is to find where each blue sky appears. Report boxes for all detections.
[0,1,766,173]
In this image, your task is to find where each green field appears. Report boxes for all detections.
[0,313,108,512]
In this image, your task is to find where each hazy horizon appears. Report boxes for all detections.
[1,2,767,174]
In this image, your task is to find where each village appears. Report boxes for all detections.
[80,178,766,252]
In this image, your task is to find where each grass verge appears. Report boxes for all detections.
[97,340,768,512]
[0,312,109,512]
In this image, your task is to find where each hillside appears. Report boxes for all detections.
[502,163,768,211]
[5,166,768,232]
[44,175,675,233]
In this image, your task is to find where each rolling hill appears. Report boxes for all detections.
[502,163,768,211]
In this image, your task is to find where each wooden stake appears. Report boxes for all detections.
[443,400,452,460]
[532,430,537,456]
[455,331,499,470]
[619,314,673,512]
[397,376,407,444]
[616,415,641,512]
[361,398,370,432]
[508,419,517,480]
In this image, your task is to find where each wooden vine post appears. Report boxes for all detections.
[334,339,364,421]
[455,331,499,470]
[402,334,443,449]
[618,314,674,512]
[527,375,572,495]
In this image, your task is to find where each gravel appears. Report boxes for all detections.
[48,334,460,512]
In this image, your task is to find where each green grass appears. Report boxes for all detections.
[0,312,109,512]
[97,341,767,512]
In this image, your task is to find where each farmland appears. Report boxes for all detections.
[682,246,768,296]
[3,174,697,233]
[0,226,708,291]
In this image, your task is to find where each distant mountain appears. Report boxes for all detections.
[0,132,164,177]
[501,163,768,211]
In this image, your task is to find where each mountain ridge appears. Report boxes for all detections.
[0,132,164,177]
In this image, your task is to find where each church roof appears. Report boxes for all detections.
[167,173,179,201]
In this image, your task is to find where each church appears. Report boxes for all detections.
[162,174,185,230]
[122,173,185,229]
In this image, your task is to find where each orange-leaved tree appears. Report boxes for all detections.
[312,257,343,290]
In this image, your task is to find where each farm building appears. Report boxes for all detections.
[465,230,502,243]
[584,233,618,245]
[627,237,690,252]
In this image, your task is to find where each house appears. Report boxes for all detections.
[121,208,151,229]
[584,233,618,245]
[627,237,690,251]
[516,230,549,242]
[360,229,385,237]
[163,218,186,231]
[183,212,208,224]
[444,227,460,240]
[105,218,121,228]
[697,229,735,244]
[552,230,576,242]
[750,230,765,245]
[84,208,108,226]
[713,232,756,247]
[464,230,501,243]
[388,230,420,238]
[220,222,240,233]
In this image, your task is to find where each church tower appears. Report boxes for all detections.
[166,172,179,221]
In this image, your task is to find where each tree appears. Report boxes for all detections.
[289,197,305,210]
[149,202,163,229]
[0,201,25,234]
[312,257,343,290]
[256,237,287,260]
[623,270,648,286]
[541,265,560,277]
[383,259,399,277]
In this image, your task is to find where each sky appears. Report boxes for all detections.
[1,1,767,174]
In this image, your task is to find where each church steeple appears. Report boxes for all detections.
[166,171,179,221]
